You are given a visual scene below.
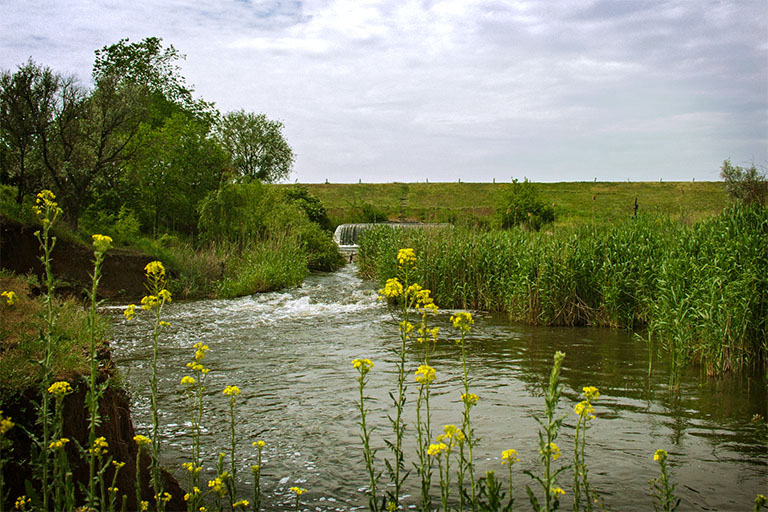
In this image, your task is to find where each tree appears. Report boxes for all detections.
[217,110,294,183]
[93,37,214,124]
[495,178,555,231]
[720,159,767,206]
[0,59,58,204]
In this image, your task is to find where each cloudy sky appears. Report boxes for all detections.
[1,0,766,183]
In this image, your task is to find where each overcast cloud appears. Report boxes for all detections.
[1,0,766,182]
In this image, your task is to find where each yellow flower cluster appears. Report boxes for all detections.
[252,440,266,448]
[233,500,250,509]
[417,326,439,344]
[208,474,229,496]
[427,442,447,457]
[183,462,203,474]
[184,487,201,501]
[451,311,474,334]
[461,392,479,406]
[223,385,241,396]
[290,486,307,496]
[541,442,561,461]
[92,234,113,253]
[582,386,600,401]
[134,434,151,446]
[187,362,211,374]
[653,448,668,462]
[49,438,70,450]
[47,381,73,398]
[379,277,403,299]
[180,376,196,386]
[574,400,595,419]
[33,190,60,216]
[436,424,464,446]
[124,304,136,320]
[0,412,14,436]
[90,436,109,456]
[194,342,209,361]
[551,487,566,498]
[353,358,375,374]
[2,290,18,306]
[145,261,165,278]
[108,486,119,494]
[112,460,125,469]
[14,495,30,511]
[501,448,520,465]
[140,500,149,511]
[397,248,416,266]
[155,492,172,503]
[414,364,436,384]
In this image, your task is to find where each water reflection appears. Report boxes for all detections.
[108,265,767,511]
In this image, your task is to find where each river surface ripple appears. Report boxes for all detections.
[108,264,768,511]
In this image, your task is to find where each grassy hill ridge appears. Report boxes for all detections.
[297,181,727,228]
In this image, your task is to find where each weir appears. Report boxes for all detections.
[333,222,452,248]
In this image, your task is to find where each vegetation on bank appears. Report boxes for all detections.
[300,180,728,229]
[358,201,768,378]
[1,38,343,298]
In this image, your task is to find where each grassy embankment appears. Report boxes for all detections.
[301,181,727,227]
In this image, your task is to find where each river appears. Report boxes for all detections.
[108,264,767,511]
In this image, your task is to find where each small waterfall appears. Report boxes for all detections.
[333,223,453,247]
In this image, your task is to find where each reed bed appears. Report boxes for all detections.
[358,203,768,375]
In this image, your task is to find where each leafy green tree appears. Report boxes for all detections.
[217,110,294,183]
[720,159,767,206]
[283,185,332,230]
[0,59,58,204]
[496,178,555,231]
[128,112,229,235]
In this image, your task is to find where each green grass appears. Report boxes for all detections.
[298,181,728,228]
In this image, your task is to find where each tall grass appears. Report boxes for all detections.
[358,203,768,375]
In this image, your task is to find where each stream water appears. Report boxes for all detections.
[108,264,767,511]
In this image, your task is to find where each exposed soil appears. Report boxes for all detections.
[1,215,153,300]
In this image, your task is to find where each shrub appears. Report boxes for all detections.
[495,179,555,231]
[720,159,767,206]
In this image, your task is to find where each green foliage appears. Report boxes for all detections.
[198,182,280,245]
[79,205,141,245]
[358,203,768,375]
[217,110,294,183]
[296,222,345,271]
[496,179,555,231]
[283,185,332,230]
[721,159,767,206]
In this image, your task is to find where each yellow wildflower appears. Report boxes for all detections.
[140,500,149,511]
[208,476,227,496]
[158,288,172,303]
[574,400,595,419]
[144,261,165,278]
[501,448,520,464]
[379,277,403,298]
[399,321,414,336]
[451,311,474,334]
[47,381,73,398]
[233,500,250,509]
[414,364,436,384]
[14,495,30,510]
[253,439,266,448]
[49,438,70,450]
[551,487,565,498]
[112,460,125,469]
[353,358,375,373]
[194,342,209,361]
[386,501,398,512]
[184,487,201,501]
[92,234,113,253]
[436,424,465,446]
[223,385,241,396]
[124,304,136,320]
[653,448,668,462]
[461,392,479,406]
[541,442,561,461]
[140,295,159,310]
[108,486,118,494]
[155,492,172,503]
[755,495,766,508]
[397,248,416,266]
[582,386,600,401]
[427,442,447,457]
[90,436,109,456]
[183,462,202,473]
[0,413,14,436]
[290,486,307,496]
[2,291,18,306]
[134,434,151,446]
[181,376,196,386]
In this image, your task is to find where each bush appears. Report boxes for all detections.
[720,160,767,206]
[495,179,555,231]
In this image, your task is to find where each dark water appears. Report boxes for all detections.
[107,264,767,511]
